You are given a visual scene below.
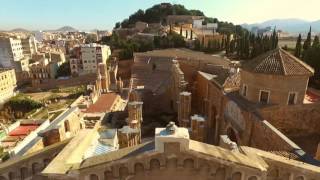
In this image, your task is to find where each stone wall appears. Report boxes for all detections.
[26,74,96,91]
[250,120,297,152]
[118,59,133,80]
[259,103,320,135]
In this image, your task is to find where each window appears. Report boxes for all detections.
[242,84,247,97]
[259,90,270,104]
[288,92,297,105]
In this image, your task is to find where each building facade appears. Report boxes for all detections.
[0,69,17,105]
[0,37,24,68]
[80,44,111,75]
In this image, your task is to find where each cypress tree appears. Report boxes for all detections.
[244,32,250,59]
[190,30,193,40]
[226,35,230,55]
[312,35,320,48]
[294,34,302,58]
[271,28,278,49]
[185,30,188,39]
[303,26,312,52]
[180,25,182,36]
[169,24,172,34]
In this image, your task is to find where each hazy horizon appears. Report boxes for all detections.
[0,0,319,31]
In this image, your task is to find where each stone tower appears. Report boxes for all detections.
[178,91,191,127]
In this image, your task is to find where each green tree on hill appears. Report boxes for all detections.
[303,26,312,59]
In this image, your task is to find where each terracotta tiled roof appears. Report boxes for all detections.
[242,48,314,76]
[85,93,118,113]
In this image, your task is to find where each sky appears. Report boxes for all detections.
[0,0,319,31]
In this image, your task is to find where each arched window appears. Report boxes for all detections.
[134,163,144,174]
[64,120,70,132]
[150,159,160,170]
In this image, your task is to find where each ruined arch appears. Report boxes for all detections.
[90,174,99,180]
[150,159,160,170]
[20,167,28,180]
[231,172,242,180]
[183,158,194,169]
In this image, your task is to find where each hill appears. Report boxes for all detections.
[116,3,244,35]
[243,18,320,33]
[10,28,30,32]
[55,26,78,32]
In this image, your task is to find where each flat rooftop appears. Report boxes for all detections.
[85,93,118,113]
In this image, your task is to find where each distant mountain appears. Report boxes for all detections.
[10,28,30,32]
[242,19,320,33]
[54,26,78,32]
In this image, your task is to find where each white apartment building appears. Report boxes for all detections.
[80,43,111,75]
[0,37,24,68]
[21,36,37,57]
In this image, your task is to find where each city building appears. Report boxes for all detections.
[70,44,111,76]
[21,36,37,57]
[0,37,24,68]
[0,68,17,105]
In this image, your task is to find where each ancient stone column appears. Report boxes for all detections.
[178,92,191,127]
[128,101,143,129]
[98,63,109,92]
[190,114,206,142]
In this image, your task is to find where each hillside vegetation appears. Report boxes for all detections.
[116,3,244,35]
